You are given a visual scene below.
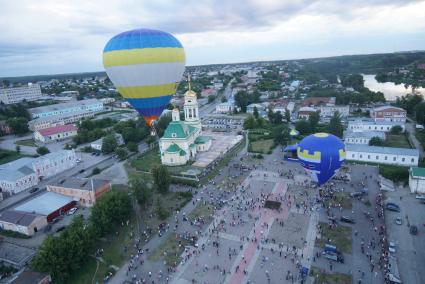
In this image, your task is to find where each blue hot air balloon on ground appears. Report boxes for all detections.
[297,133,346,185]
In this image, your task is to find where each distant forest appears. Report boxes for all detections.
[2,50,425,84]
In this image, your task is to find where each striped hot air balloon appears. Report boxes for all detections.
[103,28,185,126]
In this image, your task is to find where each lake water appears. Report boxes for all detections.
[362,74,425,101]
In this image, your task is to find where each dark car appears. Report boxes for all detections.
[340,216,356,224]
[386,204,401,212]
[79,169,85,173]
[55,226,66,233]
[29,187,39,194]
[91,152,96,156]
[410,225,418,235]
[43,224,52,232]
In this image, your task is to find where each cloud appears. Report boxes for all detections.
[0,0,424,76]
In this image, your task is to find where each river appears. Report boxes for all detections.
[362,74,425,101]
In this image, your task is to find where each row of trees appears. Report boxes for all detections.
[295,112,344,138]
[32,189,132,282]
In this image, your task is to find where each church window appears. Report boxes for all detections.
[172,133,177,138]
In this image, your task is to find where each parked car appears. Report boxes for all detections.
[389,242,396,253]
[386,204,400,212]
[29,187,39,194]
[340,216,356,224]
[350,191,365,198]
[395,217,402,225]
[410,225,418,235]
[68,207,78,215]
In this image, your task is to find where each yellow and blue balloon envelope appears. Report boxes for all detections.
[297,133,346,185]
[103,28,185,126]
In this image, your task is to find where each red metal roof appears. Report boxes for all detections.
[38,124,77,137]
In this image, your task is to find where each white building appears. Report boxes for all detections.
[298,107,316,120]
[347,119,405,133]
[0,150,77,194]
[346,144,418,166]
[371,106,406,123]
[28,109,96,131]
[29,98,103,119]
[34,124,77,143]
[409,167,425,194]
[0,83,42,104]
[159,88,212,166]
[344,130,385,145]
[90,133,124,151]
[319,105,350,117]
[216,102,234,114]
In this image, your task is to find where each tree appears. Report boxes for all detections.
[208,95,216,103]
[369,136,384,146]
[272,112,283,124]
[221,97,227,103]
[155,198,170,220]
[243,115,256,130]
[15,145,20,153]
[36,146,50,155]
[253,106,259,119]
[129,175,152,205]
[274,125,291,145]
[328,112,344,138]
[127,141,138,152]
[267,108,274,122]
[308,111,320,131]
[284,108,291,122]
[7,117,29,134]
[390,125,403,135]
[153,165,171,194]
[101,134,118,154]
[415,102,425,125]
[295,120,312,135]
[115,147,128,160]
[90,189,132,237]
[156,113,172,137]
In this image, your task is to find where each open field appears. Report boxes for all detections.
[385,134,412,148]
[250,138,275,154]
[15,139,38,147]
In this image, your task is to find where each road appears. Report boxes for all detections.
[199,80,233,120]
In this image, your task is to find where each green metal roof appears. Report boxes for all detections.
[165,143,186,156]
[411,167,425,177]
[162,121,197,139]
[195,135,211,144]
[189,143,196,148]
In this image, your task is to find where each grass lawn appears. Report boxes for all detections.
[316,222,352,254]
[250,138,275,154]
[149,234,191,266]
[385,134,412,148]
[188,203,215,222]
[379,164,409,183]
[65,215,137,284]
[15,139,38,147]
[323,192,352,210]
[310,266,352,284]
[130,149,200,175]
[0,149,30,165]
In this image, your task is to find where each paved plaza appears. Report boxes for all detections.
[172,170,319,284]
[192,132,243,167]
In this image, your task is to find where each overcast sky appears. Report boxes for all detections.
[1,0,425,77]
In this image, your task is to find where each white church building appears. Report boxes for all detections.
[159,88,212,166]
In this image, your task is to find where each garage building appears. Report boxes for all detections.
[14,192,76,222]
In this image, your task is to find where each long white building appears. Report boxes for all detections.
[344,130,385,145]
[347,118,405,133]
[28,109,96,131]
[0,150,77,195]
[0,83,42,104]
[29,98,103,119]
[346,144,418,167]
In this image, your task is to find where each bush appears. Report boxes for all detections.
[36,146,50,156]
[92,167,101,175]
[391,125,403,135]
[155,198,170,220]
[171,176,199,187]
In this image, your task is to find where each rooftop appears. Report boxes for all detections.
[301,97,335,107]
[410,167,425,177]
[29,99,101,115]
[0,158,36,181]
[14,191,74,215]
[37,124,77,137]
[0,210,41,226]
[373,105,406,112]
[29,109,96,124]
[195,136,211,144]
[348,118,404,126]
[163,121,197,139]
[52,177,110,191]
[344,130,385,139]
[345,144,419,156]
